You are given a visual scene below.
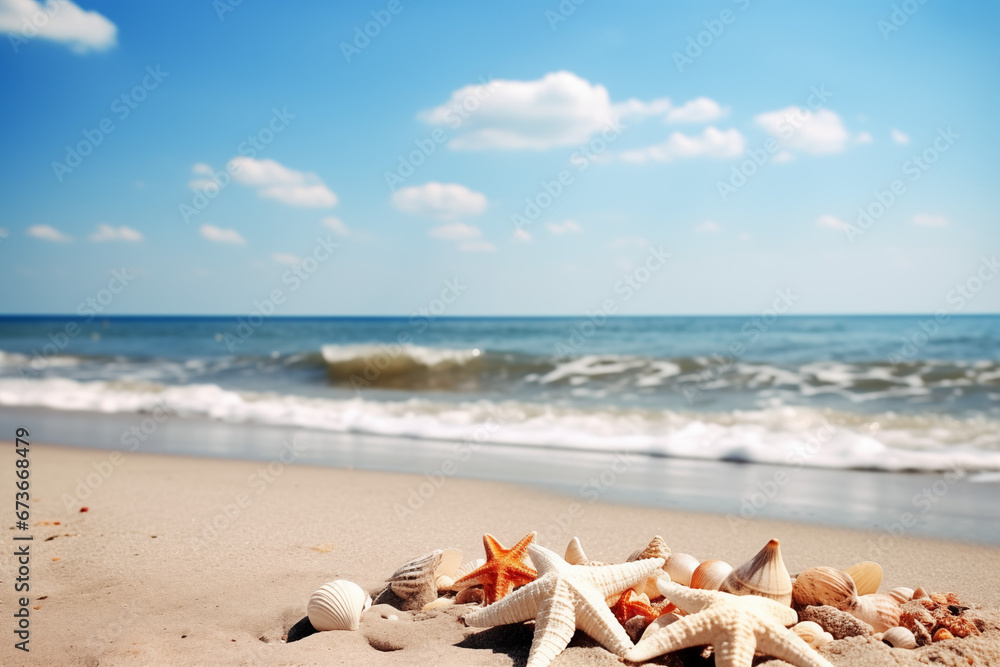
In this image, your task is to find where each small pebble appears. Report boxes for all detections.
[387,614,398,621]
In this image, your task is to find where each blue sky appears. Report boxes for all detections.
[1,0,998,316]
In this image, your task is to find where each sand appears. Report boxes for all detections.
[1,443,998,666]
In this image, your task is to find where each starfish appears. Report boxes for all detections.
[610,590,658,627]
[464,543,665,667]
[625,579,835,667]
[454,531,538,604]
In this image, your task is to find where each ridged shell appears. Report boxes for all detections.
[388,550,441,598]
[792,566,857,610]
[451,558,486,590]
[844,561,882,596]
[664,553,700,587]
[436,548,463,579]
[690,559,733,591]
[720,539,792,606]
[882,626,917,649]
[792,621,825,646]
[889,587,914,604]
[307,580,371,631]
[848,594,900,633]
[627,536,671,562]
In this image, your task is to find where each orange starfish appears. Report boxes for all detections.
[454,531,538,604]
[610,589,659,627]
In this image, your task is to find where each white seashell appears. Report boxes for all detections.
[421,596,456,611]
[844,561,882,596]
[639,612,681,642]
[882,626,917,649]
[690,559,733,591]
[564,536,589,565]
[792,621,825,646]
[720,539,792,606]
[889,587,914,604]
[436,575,455,591]
[792,567,857,610]
[436,548,463,579]
[664,553,700,587]
[451,558,486,590]
[307,580,371,631]
[848,594,900,633]
[815,631,834,648]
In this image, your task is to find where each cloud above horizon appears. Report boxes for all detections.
[90,223,142,242]
[189,159,337,208]
[755,107,850,155]
[391,182,488,220]
[199,224,245,245]
[618,127,745,163]
[27,224,71,242]
[0,0,117,53]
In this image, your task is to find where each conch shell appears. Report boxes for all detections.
[792,566,857,610]
[307,580,371,631]
[882,626,917,649]
[663,553,700,588]
[720,539,792,606]
[844,561,882,596]
[690,559,733,591]
[848,594,900,633]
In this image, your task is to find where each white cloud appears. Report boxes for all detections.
[271,253,300,265]
[458,240,496,253]
[891,128,910,145]
[693,220,720,234]
[391,182,488,220]
[199,224,245,245]
[225,157,337,207]
[89,223,142,242]
[546,219,582,235]
[912,213,949,227]
[618,127,745,163]
[755,107,849,154]
[610,97,673,120]
[513,228,532,242]
[191,162,212,175]
[322,216,351,236]
[429,223,481,240]
[856,131,873,144]
[0,0,116,53]
[664,97,725,124]
[816,214,851,231]
[27,224,71,242]
[772,151,795,164]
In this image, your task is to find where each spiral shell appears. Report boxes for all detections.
[690,559,733,591]
[848,594,900,633]
[882,626,917,649]
[307,580,371,631]
[792,566,857,610]
[889,587,914,604]
[664,553,700,587]
[844,561,882,596]
[720,539,792,606]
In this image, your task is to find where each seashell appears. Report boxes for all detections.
[814,631,834,648]
[912,586,928,600]
[882,626,917,649]
[307,580,371,631]
[933,628,954,642]
[848,594,900,633]
[626,536,671,562]
[844,561,882,596]
[451,558,486,590]
[792,567,857,610]
[690,559,733,591]
[639,612,680,642]
[720,539,792,606]
[436,548,463,579]
[436,575,455,591]
[387,550,441,609]
[421,596,456,611]
[663,553,700,587]
[791,621,825,646]
[889,587,914,604]
[455,587,484,605]
[565,536,588,565]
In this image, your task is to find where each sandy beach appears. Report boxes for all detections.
[0,442,996,666]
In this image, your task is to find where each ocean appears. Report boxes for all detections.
[1,314,998,473]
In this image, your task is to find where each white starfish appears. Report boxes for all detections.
[463,543,664,667]
[625,579,835,667]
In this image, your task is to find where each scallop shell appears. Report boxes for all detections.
[720,539,792,606]
[792,566,857,610]
[844,561,882,596]
[690,559,733,591]
[307,580,371,631]
[451,558,486,590]
[792,621,825,646]
[889,587,914,604]
[882,626,917,649]
[664,553,700,587]
[387,550,441,609]
[848,594,900,633]
[436,548,463,579]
